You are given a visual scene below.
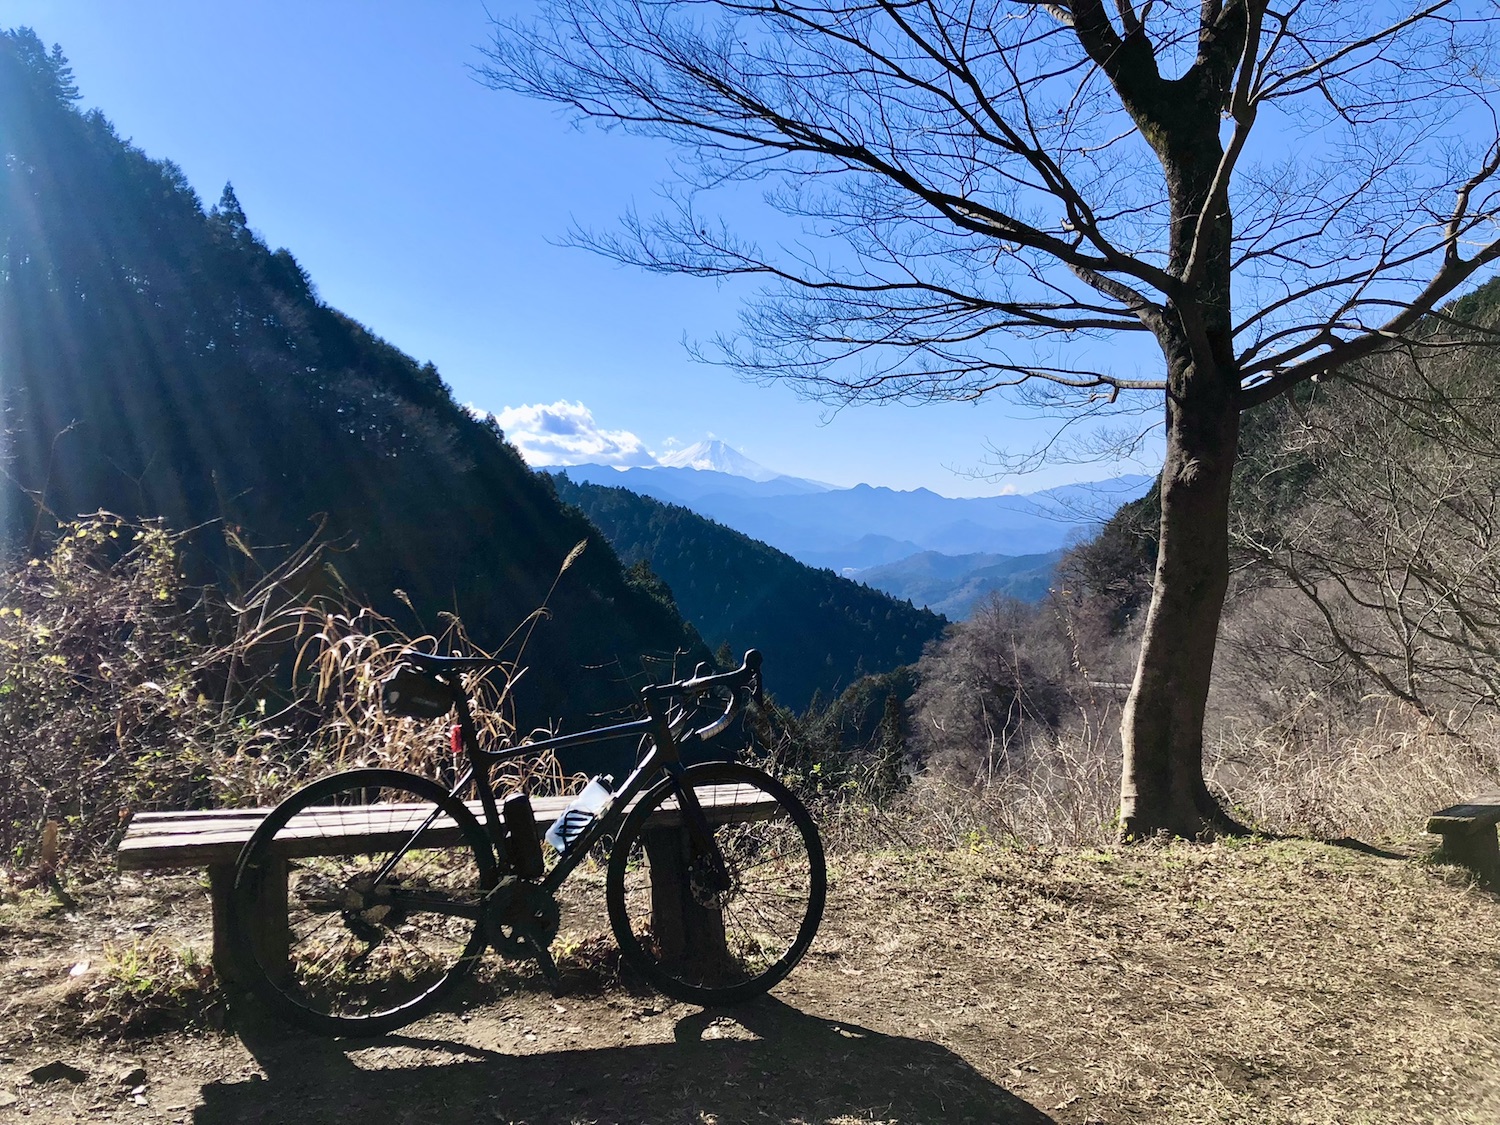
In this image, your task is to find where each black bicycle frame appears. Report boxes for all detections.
[448,679,726,894]
[365,670,734,920]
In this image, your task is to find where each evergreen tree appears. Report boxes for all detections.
[211,182,252,244]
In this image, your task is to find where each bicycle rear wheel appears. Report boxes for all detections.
[229,768,496,1036]
[606,761,825,1005]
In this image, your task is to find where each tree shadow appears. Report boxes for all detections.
[1323,836,1409,861]
[1216,827,1411,863]
[203,998,1055,1125]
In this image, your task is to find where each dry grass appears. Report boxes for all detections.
[881,700,1500,854]
[0,514,583,878]
[210,598,576,807]
[817,838,1500,1124]
[1210,703,1500,842]
[897,717,1123,850]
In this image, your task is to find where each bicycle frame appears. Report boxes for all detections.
[372,673,731,914]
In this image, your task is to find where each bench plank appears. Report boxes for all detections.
[119,783,777,870]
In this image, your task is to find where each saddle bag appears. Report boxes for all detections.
[380,664,453,719]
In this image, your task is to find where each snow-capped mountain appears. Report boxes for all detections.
[657,439,780,481]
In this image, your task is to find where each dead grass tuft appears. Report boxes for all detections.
[1210,701,1500,843]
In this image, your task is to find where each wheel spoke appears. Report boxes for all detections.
[606,764,824,1004]
[231,771,493,1034]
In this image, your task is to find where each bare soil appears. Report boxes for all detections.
[1,838,1498,1124]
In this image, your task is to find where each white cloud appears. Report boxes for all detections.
[478,401,659,468]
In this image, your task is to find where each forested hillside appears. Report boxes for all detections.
[0,30,704,724]
[551,473,946,709]
[857,548,1062,618]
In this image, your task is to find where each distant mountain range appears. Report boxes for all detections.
[550,474,946,710]
[857,549,1065,618]
[559,450,1151,573]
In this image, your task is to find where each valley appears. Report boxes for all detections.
[557,446,1150,617]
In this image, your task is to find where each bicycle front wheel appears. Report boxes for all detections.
[229,769,496,1036]
[606,761,825,1005]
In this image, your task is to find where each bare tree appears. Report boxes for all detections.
[1233,335,1500,728]
[480,1,1500,837]
[909,594,1069,785]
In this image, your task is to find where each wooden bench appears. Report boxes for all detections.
[118,784,777,987]
[1426,794,1500,880]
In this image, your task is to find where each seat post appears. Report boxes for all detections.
[450,684,502,849]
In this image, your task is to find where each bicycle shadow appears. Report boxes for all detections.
[202,997,1056,1125]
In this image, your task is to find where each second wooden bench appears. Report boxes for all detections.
[1427,793,1500,880]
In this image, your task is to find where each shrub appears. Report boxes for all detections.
[0,513,568,876]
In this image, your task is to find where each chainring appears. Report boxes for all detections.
[484,876,561,960]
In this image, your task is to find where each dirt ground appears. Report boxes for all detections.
[2,837,1498,1125]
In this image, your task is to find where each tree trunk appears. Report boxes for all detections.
[1118,360,1244,839]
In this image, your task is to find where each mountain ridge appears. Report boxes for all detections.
[550,474,948,710]
[556,464,1151,570]
[856,549,1065,617]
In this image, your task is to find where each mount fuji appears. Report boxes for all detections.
[657,439,784,481]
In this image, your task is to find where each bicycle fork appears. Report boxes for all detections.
[665,764,734,896]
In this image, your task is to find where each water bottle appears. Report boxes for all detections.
[544,775,614,854]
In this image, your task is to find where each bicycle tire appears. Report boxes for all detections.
[606,761,825,1006]
[229,768,497,1036]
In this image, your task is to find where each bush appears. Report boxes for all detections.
[0,513,569,877]
[0,514,227,870]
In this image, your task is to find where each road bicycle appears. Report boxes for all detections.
[227,649,825,1036]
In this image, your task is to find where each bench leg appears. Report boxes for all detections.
[1436,825,1500,882]
[209,860,289,990]
[641,826,731,978]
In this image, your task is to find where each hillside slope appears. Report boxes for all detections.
[0,31,703,723]
[551,473,947,709]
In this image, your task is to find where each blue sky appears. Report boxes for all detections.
[8,0,1161,496]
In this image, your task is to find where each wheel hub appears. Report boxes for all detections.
[688,853,737,909]
[295,871,410,943]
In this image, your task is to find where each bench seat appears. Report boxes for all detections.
[1426,792,1500,879]
[119,783,772,870]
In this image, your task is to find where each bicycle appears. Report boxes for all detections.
[227,648,825,1036]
